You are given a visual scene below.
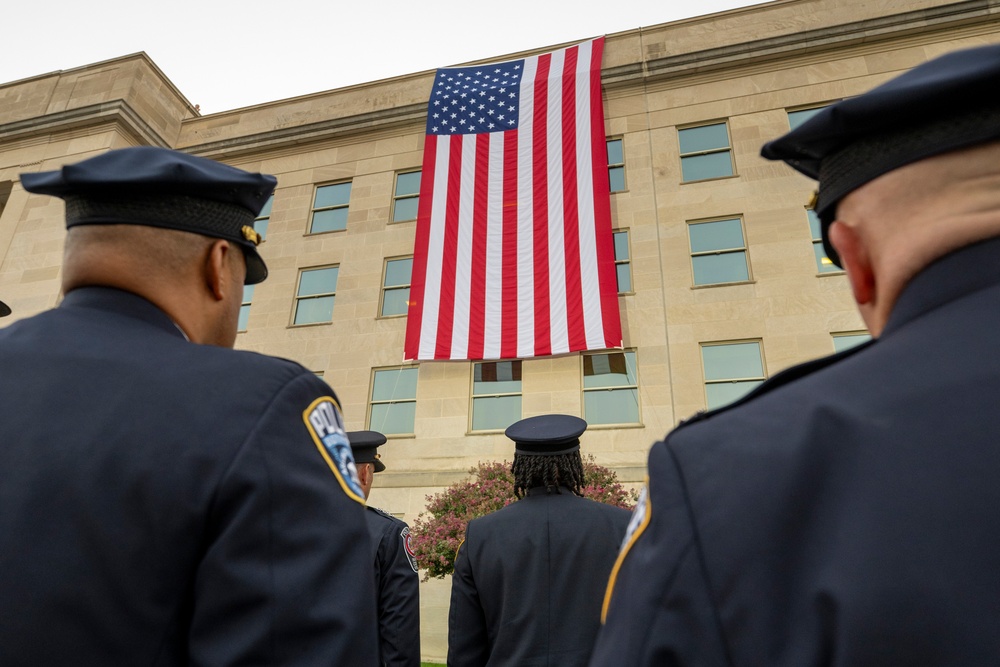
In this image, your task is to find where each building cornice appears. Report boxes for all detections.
[0,100,170,150]
[603,0,1000,87]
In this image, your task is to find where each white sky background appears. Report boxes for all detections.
[3,0,764,114]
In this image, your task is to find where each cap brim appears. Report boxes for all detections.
[0,300,10,317]
[241,245,268,285]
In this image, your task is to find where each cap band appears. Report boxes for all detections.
[514,440,581,456]
[65,193,255,237]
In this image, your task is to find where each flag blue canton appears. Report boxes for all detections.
[426,59,525,136]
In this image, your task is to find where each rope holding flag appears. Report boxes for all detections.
[404,37,622,361]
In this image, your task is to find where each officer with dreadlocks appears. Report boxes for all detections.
[447,414,630,667]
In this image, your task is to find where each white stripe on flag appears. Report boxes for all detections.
[516,57,538,359]
[418,137,451,360]
[576,41,605,350]
[546,47,569,356]
[483,133,505,360]
[451,136,477,359]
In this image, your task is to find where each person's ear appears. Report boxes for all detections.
[828,221,875,306]
[204,239,232,302]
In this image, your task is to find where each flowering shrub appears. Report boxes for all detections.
[409,456,638,580]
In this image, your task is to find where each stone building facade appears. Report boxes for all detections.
[2,0,998,659]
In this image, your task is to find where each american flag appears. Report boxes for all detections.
[404,37,622,361]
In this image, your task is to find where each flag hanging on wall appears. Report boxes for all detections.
[404,37,622,361]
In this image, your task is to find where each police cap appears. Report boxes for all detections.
[20,146,277,285]
[761,43,1000,267]
[505,414,587,456]
[348,430,388,473]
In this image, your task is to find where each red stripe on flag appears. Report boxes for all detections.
[501,131,519,360]
[560,45,587,352]
[468,134,490,361]
[532,53,552,358]
[434,136,464,359]
[404,134,438,360]
[587,39,621,348]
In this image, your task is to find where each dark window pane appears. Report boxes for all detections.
[705,380,762,410]
[681,152,733,181]
[393,197,419,222]
[311,208,348,233]
[238,304,251,332]
[813,243,839,273]
[471,395,522,431]
[788,107,825,130]
[616,264,632,293]
[689,219,744,253]
[396,172,421,196]
[584,388,639,425]
[679,123,728,154]
[702,342,763,381]
[385,258,412,287]
[298,267,338,296]
[692,252,749,285]
[606,138,623,164]
[314,183,351,208]
[613,231,630,260]
[381,288,410,317]
[584,351,637,388]
[369,402,416,435]
[372,368,419,401]
[833,333,871,352]
[294,295,335,324]
[609,166,625,193]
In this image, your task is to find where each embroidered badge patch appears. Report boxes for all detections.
[303,397,365,504]
[400,526,419,573]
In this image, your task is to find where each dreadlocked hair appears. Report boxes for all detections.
[512,451,585,498]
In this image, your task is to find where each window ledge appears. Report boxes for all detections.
[586,422,645,430]
[690,280,755,290]
[816,270,846,277]
[287,321,334,329]
[304,228,347,237]
[680,174,739,185]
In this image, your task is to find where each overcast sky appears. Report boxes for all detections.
[3,0,764,114]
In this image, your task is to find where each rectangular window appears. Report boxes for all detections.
[607,138,625,193]
[583,350,640,425]
[471,361,522,431]
[788,105,828,131]
[702,341,765,410]
[369,367,419,435]
[614,230,632,293]
[679,122,734,182]
[254,195,273,240]
[293,265,339,325]
[392,171,421,222]
[237,284,255,332]
[832,332,871,353]
[689,217,750,286]
[380,257,413,317]
[309,182,351,234]
[807,209,840,273]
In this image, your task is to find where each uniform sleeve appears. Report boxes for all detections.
[376,518,421,666]
[447,527,490,667]
[590,439,730,667]
[188,372,378,666]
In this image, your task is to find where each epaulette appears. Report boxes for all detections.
[367,505,399,521]
[675,339,875,431]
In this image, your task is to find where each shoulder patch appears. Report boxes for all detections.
[369,505,395,520]
[400,525,419,573]
[303,397,365,504]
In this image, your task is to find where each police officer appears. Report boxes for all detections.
[0,147,377,665]
[593,44,1000,665]
[448,414,630,667]
[349,430,421,666]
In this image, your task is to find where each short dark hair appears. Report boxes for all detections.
[512,450,585,498]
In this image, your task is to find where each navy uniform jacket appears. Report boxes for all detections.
[593,237,1000,666]
[0,287,378,666]
[449,487,630,667]
[366,505,421,666]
